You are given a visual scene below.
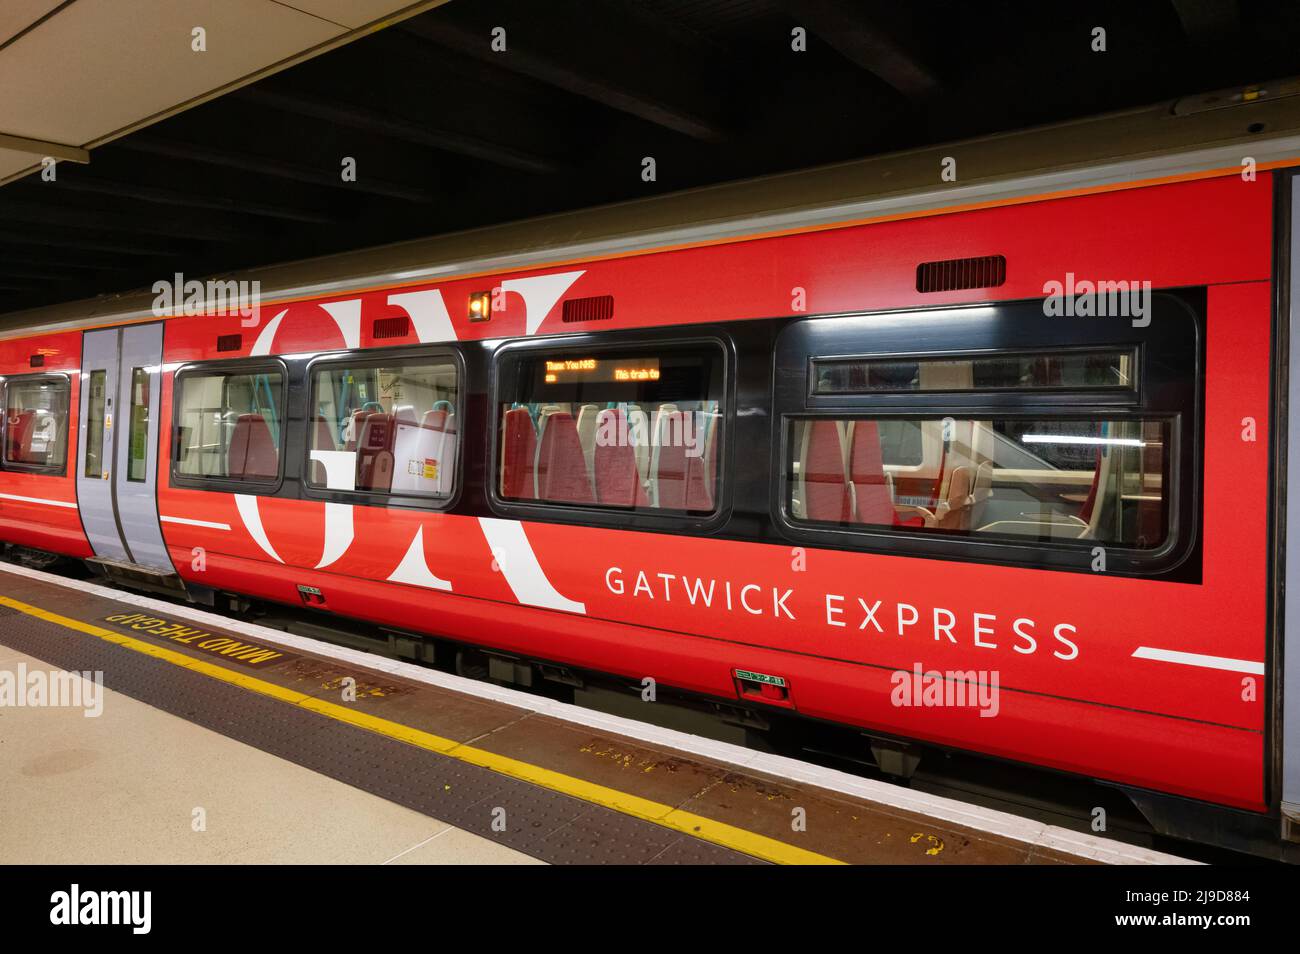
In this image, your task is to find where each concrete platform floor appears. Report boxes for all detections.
[0,645,542,865]
[0,563,1195,865]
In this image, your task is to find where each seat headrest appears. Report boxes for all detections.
[228,413,277,479]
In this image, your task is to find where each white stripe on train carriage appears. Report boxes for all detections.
[248,308,288,356]
[0,492,77,509]
[0,559,1196,864]
[386,525,452,591]
[501,271,585,335]
[1131,646,1265,675]
[191,275,556,360]
[478,517,585,613]
[309,450,356,570]
[319,298,362,349]
[159,515,231,530]
[229,453,454,583]
[387,288,458,342]
[251,301,362,355]
[234,494,284,564]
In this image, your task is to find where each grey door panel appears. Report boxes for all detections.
[74,323,175,573]
[114,324,173,572]
[76,329,127,562]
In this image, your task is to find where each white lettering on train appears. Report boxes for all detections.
[605,567,795,620]
[603,567,1079,660]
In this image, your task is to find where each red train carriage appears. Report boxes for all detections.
[2,87,1299,857]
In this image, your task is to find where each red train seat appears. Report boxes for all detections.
[536,411,594,503]
[227,414,277,479]
[593,408,647,508]
[654,410,689,509]
[5,409,35,463]
[501,407,538,499]
[849,420,904,526]
[343,408,370,451]
[357,412,394,491]
[684,411,717,512]
[802,419,850,522]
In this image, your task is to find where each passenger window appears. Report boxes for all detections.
[4,375,70,473]
[787,416,1168,548]
[127,367,149,482]
[812,349,1135,394]
[307,357,459,497]
[174,367,284,482]
[84,370,108,479]
[496,344,724,513]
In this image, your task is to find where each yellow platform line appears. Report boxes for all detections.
[0,594,843,866]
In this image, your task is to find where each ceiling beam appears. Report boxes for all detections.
[0,131,89,163]
[403,4,727,141]
[15,173,338,225]
[0,252,127,271]
[114,136,438,203]
[0,263,93,280]
[1170,0,1239,41]
[0,229,185,257]
[236,87,562,174]
[779,0,941,100]
[0,198,250,243]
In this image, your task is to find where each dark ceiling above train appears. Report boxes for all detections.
[4,0,1300,316]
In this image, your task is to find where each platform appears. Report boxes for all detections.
[0,561,1193,865]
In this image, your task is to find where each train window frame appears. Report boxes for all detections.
[126,366,150,483]
[1,372,72,477]
[770,295,1202,578]
[808,345,1140,397]
[300,345,466,512]
[169,358,290,495]
[486,330,735,533]
[83,368,108,480]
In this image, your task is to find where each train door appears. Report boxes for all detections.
[76,324,176,575]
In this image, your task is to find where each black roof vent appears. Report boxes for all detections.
[916,255,1006,293]
[29,354,44,367]
[216,334,242,352]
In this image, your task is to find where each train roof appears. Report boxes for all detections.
[4,78,1300,339]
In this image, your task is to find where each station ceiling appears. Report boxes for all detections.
[3,0,1300,317]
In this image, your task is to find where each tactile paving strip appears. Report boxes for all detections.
[0,612,764,865]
